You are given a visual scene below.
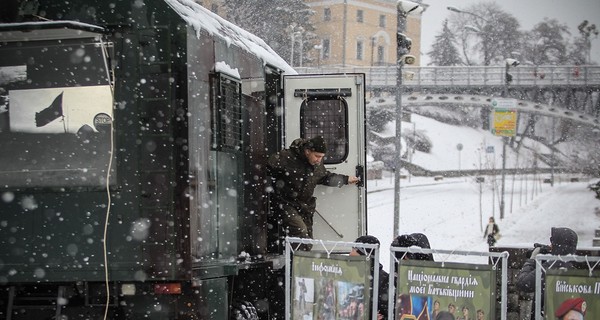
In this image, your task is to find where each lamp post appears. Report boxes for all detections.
[288,25,304,67]
[313,44,323,68]
[499,58,519,220]
[394,0,423,238]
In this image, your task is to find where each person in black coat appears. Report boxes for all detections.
[516,227,579,320]
[483,217,500,247]
[350,235,389,320]
[267,136,359,250]
[392,232,434,262]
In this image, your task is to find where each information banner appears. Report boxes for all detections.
[491,98,517,137]
[545,269,600,318]
[396,260,496,320]
[291,251,372,320]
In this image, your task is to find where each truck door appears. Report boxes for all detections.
[283,74,367,243]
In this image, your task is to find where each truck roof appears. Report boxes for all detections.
[0,20,104,42]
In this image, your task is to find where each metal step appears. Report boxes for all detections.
[6,285,65,320]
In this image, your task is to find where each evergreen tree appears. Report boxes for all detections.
[428,19,462,66]
[221,0,316,67]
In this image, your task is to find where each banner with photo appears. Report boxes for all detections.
[291,251,372,320]
[545,269,600,318]
[396,260,496,320]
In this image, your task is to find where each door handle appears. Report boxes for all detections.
[355,165,364,187]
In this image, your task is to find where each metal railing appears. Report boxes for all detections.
[295,65,600,88]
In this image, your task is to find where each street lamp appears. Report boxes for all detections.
[313,44,323,68]
[394,0,424,238]
[447,6,488,22]
[499,58,519,220]
[288,25,304,67]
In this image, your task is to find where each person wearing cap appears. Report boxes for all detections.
[516,227,579,320]
[267,136,359,250]
[555,297,586,320]
[350,235,389,320]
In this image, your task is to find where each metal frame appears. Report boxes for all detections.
[285,237,380,320]
[389,247,510,320]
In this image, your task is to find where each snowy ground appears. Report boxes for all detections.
[366,171,600,271]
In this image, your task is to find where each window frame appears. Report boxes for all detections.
[210,72,243,152]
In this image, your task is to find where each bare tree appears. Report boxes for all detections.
[221,0,316,66]
[448,2,521,66]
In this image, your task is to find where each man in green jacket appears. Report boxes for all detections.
[267,136,359,250]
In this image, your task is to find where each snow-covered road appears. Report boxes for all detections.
[367,175,600,270]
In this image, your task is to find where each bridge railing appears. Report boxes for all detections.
[295,65,600,88]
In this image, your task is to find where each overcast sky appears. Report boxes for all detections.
[419,0,600,65]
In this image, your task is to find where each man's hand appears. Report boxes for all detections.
[530,247,541,259]
[348,176,360,184]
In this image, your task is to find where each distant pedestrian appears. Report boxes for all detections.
[483,217,499,247]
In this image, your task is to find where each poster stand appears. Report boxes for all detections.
[390,247,509,320]
[285,237,381,320]
[534,254,600,320]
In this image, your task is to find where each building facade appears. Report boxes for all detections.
[305,0,424,67]
[198,0,425,67]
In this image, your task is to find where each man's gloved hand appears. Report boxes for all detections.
[530,247,541,259]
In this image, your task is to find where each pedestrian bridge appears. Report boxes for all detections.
[296,65,600,127]
[400,93,599,128]
[296,65,600,90]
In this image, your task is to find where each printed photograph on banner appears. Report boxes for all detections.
[0,85,115,188]
[291,251,372,320]
[545,269,600,319]
[396,260,496,320]
[294,277,315,319]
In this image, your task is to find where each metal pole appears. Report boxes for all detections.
[290,32,295,67]
[500,137,507,219]
[393,7,407,238]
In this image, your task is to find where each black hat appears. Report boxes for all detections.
[353,235,380,256]
[306,136,327,153]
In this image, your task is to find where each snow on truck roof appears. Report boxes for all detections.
[0,21,105,41]
[165,0,296,75]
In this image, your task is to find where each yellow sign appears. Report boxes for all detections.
[492,108,517,137]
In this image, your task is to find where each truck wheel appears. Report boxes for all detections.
[231,300,258,320]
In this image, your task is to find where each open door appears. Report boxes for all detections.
[283,74,367,244]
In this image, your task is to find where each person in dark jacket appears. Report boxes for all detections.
[516,227,579,320]
[392,232,434,262]
[350,235,389,320]
[267,136,359,250]
[483,217,500,247]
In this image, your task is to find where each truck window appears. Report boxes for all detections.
[300,98,349,164]
[0,37,114,188]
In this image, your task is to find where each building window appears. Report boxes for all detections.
[324,8,331,21]
[377,46,385,64]
[356,40,364,60]
[322,39,330,60]
[379,15,386,27]
[356,10,363,23]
